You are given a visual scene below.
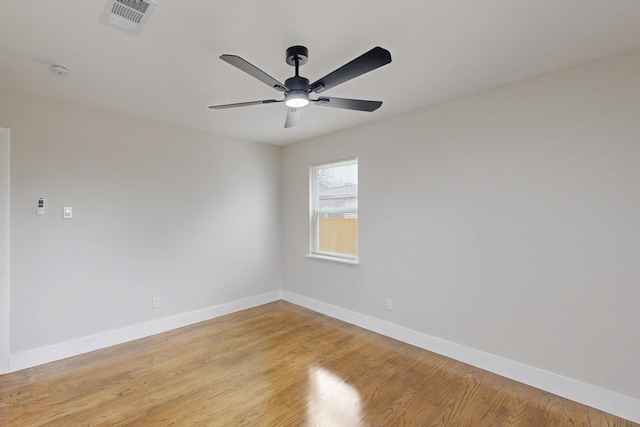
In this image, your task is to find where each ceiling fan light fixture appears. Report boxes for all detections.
[285,91,310,108]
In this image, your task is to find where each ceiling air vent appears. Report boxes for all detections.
[100,0,158,36]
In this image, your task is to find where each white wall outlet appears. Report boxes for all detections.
[63,207,73,219]
[152,297,160,309]
[385,298,393,311]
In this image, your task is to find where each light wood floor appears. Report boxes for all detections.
[1,301,637,426]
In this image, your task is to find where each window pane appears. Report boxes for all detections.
[317,163,358,211]
[310,159,358,260]
[318,216,357,255]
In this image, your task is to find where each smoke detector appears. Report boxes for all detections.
[100,0,158,36]
[50,64,70,76]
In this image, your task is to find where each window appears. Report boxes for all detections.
[309,158,358,263]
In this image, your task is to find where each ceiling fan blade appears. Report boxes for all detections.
[220,55,287,92]
[284,108,301,128]
[309,47,391,93]
[208,99,282,109]
[313,97,383,112]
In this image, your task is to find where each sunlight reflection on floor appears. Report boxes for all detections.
[306,366,365,427]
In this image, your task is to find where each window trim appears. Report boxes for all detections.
[304,253,360,265]
[308,158,359,264]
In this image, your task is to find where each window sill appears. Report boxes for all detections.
[304,254,360,265]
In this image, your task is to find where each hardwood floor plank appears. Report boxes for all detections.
[1,301,637,426]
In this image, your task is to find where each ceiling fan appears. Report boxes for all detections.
[209,45,392,128]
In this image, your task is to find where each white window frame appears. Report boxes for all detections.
[307,158,359,265]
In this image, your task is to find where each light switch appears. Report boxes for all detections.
[63,207,73,219]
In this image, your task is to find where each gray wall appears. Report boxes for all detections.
[1,92,282,353]
[282,50,640,399]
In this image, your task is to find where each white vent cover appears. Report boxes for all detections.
[100,0,158,35]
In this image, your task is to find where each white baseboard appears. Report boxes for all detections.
[7,289,640,423]
[8,290,282,373]
[282,291,640,424]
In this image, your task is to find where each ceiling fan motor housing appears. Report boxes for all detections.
[284,76,310,91]
[284,72,311,107]
[284,76,310,107]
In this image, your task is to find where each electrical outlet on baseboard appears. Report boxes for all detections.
[152,297,160,309]
[385,298,393,311]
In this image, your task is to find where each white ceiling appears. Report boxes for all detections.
[1,1,640,146]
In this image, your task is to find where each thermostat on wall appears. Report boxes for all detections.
[37,198,45,215]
